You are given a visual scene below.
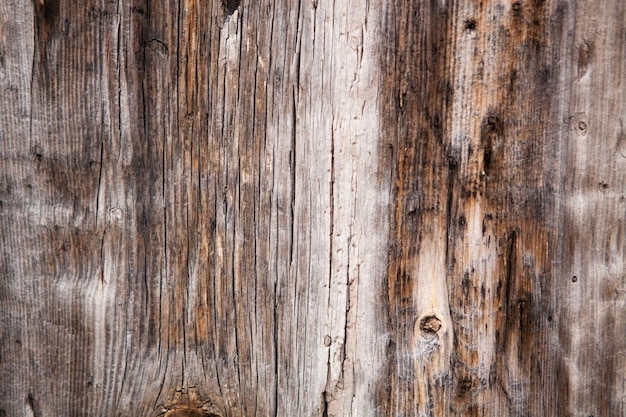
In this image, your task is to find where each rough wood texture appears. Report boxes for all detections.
[0,1,624,416]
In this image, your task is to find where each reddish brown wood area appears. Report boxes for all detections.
[0,1,624,416]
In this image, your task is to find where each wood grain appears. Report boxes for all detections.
[0,1,624,416]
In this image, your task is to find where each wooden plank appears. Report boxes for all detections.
[0,1,624,416]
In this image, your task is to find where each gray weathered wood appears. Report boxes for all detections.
[0,0,624,416]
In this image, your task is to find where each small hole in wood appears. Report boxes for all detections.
[465,20,477,31]
[572,276,578,282]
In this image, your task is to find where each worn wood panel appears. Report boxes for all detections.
[0,0,624,416]
[379,1,625,416]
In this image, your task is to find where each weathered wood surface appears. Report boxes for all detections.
[0,0,624,416]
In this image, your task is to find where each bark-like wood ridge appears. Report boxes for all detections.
[0,1,624,416]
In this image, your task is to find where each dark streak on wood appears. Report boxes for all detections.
[33,0,61,41]
[379,0,454,415]
[222,0,240,16]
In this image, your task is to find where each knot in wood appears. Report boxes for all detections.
[161,388,221,417]
[420,316,442,333]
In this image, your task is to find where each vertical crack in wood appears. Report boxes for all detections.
[289,82,297,271]
[26,393,41,417]
[321,389,329,417]
[328,113,335,310]
[177,0,189,388]
[502,230,517,354]
[159,0,168,395]
[28,20,36,149]
[99,230,106,285]
[95,140,104,227]
[444,152,457,281]
[267,4,278,415]
[340,230,351,390]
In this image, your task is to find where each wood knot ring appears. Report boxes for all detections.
[420,316,442,333]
